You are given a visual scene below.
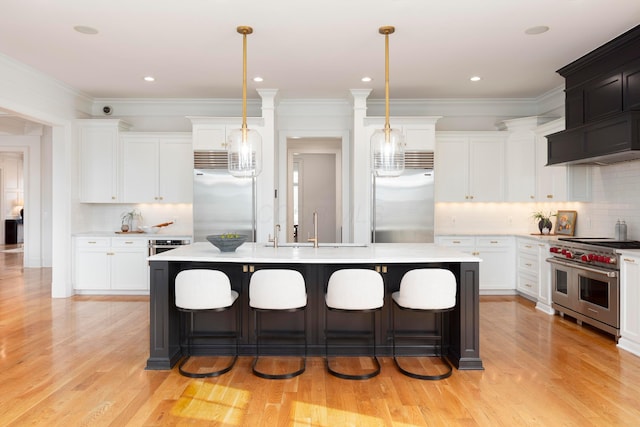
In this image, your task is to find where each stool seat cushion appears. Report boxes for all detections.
[326,269,384,310]
[393,269,457,310]
[175,269,238,310]
[249,269,307,310]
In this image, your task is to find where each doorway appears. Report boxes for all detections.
[287,138,342,243]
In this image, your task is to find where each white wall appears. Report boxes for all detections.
[581,162,640,240]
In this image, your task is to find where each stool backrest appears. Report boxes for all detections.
[397,269,457,310]
[175,269,235,310]
[326,269,384,310]
[249,269,307,310]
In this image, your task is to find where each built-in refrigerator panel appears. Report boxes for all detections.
[193,169,255,242]
[373,169,434,243]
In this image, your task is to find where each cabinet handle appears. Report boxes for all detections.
[525,245,533,248]
[525,283,532,288]
[124,241,134,244]
[243,265,249,273]
[159,196,164,201]
[525,263,532,267]
[490,240,498,244]
[469,195,474,200]
[624,258,636,263]
[249,265,255,273]
[88,241,97,244]
[452,240,461,244]
[530,195,535,199]
[107,252,114,256]
[111,196,116,200]
[546,194,553,199]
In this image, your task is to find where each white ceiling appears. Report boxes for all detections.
[0,0,639,102]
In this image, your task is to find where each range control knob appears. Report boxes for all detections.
[550,247,559,253]
[565,252,573,259]
[581,255,589,262]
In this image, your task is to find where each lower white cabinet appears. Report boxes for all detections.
[74,236,149,294]
[619,254,640,357]
[514,237,555,314]
[436,235,515,293]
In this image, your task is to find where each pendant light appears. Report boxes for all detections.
[228,26,262,178]
[371,26,404,177]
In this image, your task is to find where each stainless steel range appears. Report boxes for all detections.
[547,237,640,340]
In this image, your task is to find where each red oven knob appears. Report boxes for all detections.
[596,255,604,262]
[565,252,573,259]
[588,253,595,261]
[561,249,567,255]
[550,247,559,253]
[581,255,589,262]
[604,256,612,264]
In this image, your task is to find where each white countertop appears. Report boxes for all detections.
[148,242,482,264]
[74,231,192,240]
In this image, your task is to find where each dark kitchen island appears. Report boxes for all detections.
[145,242,483,371]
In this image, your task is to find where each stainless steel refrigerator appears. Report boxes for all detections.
[372,155,434,243]
[193,152,256,243]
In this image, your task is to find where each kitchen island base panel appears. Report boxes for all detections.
[146,249,483,371]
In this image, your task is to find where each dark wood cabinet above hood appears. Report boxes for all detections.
[547,25,640,165]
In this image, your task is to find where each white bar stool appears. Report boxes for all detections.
[249,269,307,379]
[392,268,457,380]
[325,269,384,380]
[175,269,240,378]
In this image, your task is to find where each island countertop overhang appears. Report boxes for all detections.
[148,242,483,264]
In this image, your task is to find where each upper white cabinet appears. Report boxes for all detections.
[535,118,591,202]
[436,132,506,202]
[363,116,440,151]
[502,118,538,202]
[121,133,193,203]
[77,119,130,203]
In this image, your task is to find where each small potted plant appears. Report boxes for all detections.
[120,209,143,232]
[532,211,555,235]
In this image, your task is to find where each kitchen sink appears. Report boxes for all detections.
[264,243,369,248]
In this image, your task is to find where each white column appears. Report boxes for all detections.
[350,89,372,243]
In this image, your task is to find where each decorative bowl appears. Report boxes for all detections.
[206,234,248,252]
[138,225,160,234]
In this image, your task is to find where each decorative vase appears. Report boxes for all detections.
[538,219,552,234]
[121,224,129,232]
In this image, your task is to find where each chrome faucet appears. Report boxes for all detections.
[268,224,281,248]
[307,211,319,248]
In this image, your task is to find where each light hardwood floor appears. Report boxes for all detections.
[1,246,639,426]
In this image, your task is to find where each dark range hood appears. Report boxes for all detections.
[547,25,640,166]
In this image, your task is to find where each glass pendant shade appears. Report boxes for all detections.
[371,128,405,177]
[227,127,262,178]
[228,25,261,178]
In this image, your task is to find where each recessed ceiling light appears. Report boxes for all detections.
[74,25,99,35]
[253,76,263,82]
[470,76,481,82]
[361,76,372,82]
[143,76,155,82]
[525,26,549,35]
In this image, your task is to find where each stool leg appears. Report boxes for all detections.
[325,309,381,380]
[251,309,306,380]
[178,308,238,379]
[392,307,453,381]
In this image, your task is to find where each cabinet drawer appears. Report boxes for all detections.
[476,236,511,247]
[438,237,475,247]
[518,254,539,274]
[75,237,110,248]
[518,239,539,254]
[111,238,148,248]
[517,272,539,296]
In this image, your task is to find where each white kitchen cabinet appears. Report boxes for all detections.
[619,253,640,357]
[77,119,130,203]
[535,118,591,202]
[121,133,192,203]
[363,116,440,151]
[74,236,149,294]
[515,237,555,313]
[503,119,537,202]
[437,235,515,293]
[435,132,506,202]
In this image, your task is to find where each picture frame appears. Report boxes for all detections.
[555,210,577,236]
